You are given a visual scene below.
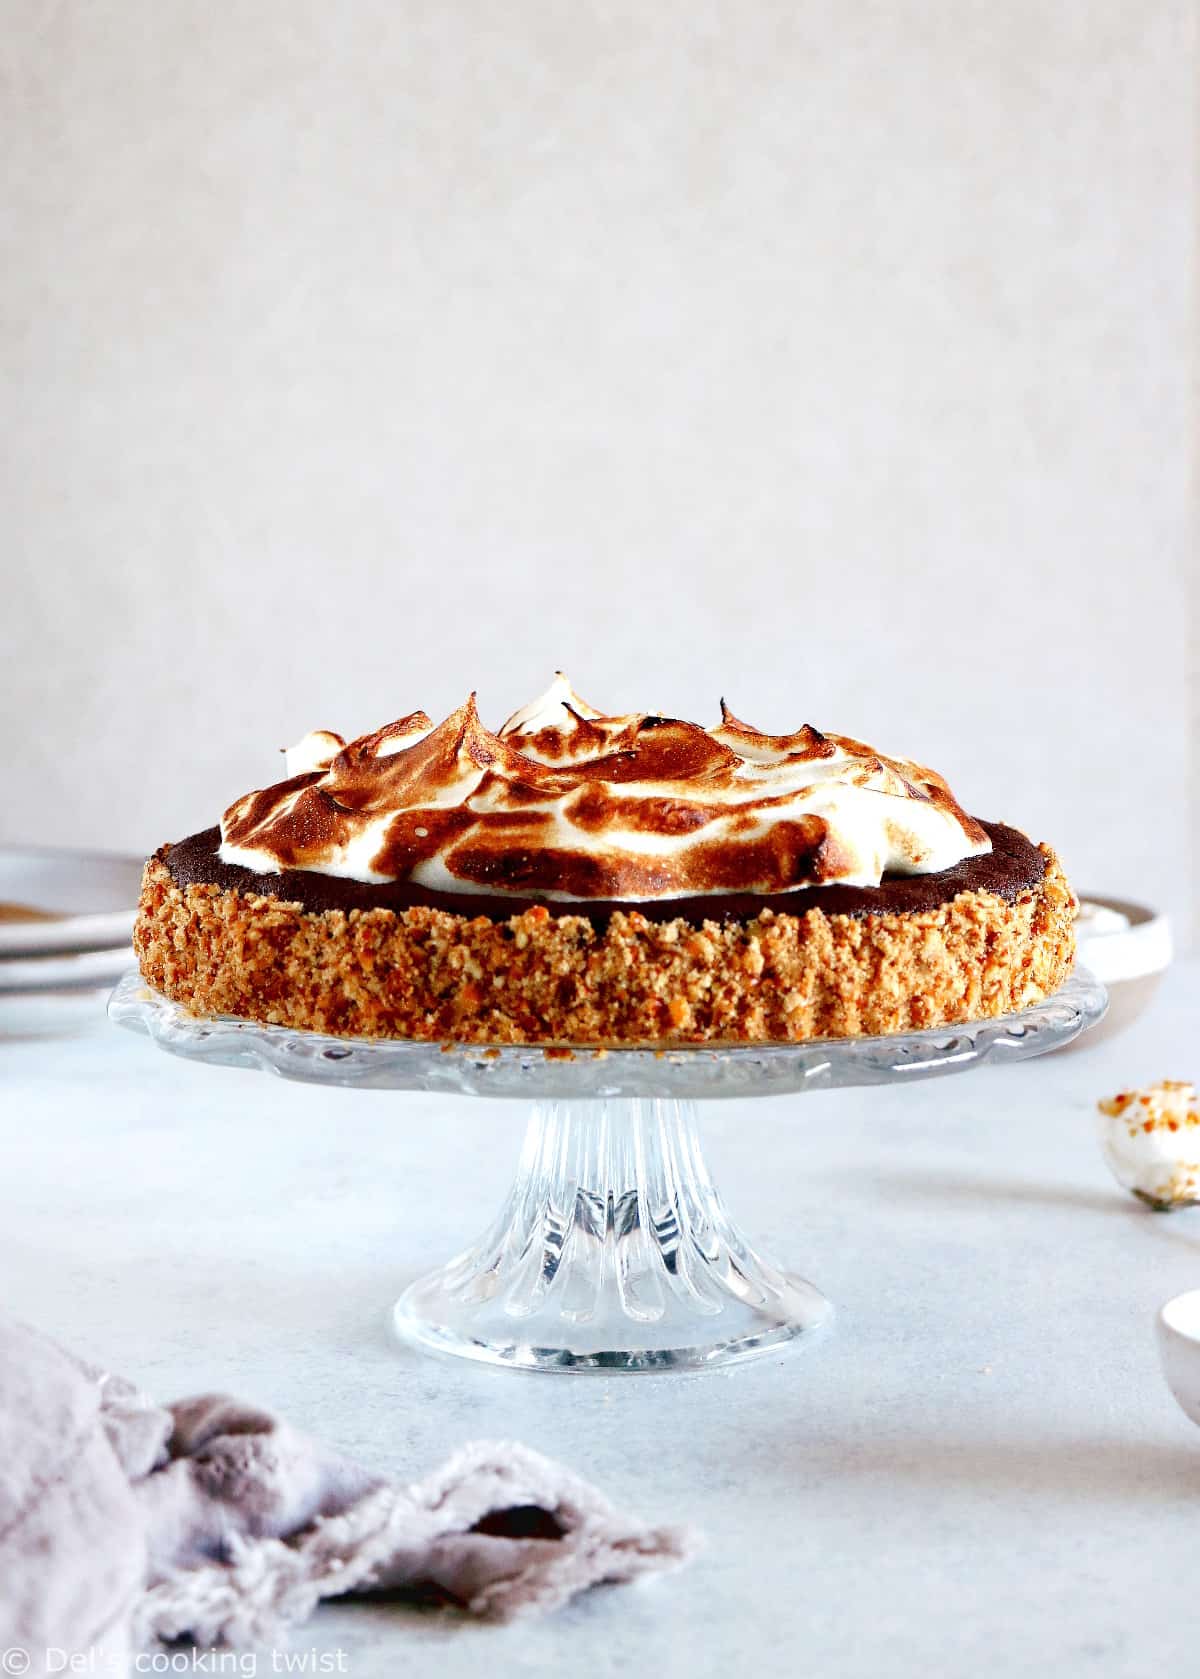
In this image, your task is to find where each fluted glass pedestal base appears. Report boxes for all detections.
[109,969,1107,1376]
[393,1097,830,1371]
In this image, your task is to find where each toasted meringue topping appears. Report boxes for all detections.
[218,677,992,900]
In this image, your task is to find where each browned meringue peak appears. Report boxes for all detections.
[500,673,640,765]
[218,677,992,900]
[710,700,969,814]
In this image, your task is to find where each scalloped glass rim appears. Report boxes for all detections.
[108,967,1107,1100]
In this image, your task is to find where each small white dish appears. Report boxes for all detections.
[1059,895,1171,1051]
[0,945,136,993]
[1157,1291,1200,1427]
[0,846,142,956]
[1077,896,1172,984]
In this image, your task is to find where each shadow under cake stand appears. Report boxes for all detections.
[109,969,1106,1374]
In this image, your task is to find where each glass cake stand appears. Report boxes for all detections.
[108,969,1106,1374]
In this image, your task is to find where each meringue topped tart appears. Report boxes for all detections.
[135,678,1076,1044]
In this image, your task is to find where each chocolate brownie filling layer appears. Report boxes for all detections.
[163,820,1044,927]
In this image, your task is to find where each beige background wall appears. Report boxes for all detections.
[1,2,1194,933]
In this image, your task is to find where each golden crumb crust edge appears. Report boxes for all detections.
[133,844,1076,1046]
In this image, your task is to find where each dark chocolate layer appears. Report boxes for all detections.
[160,820,1045,926]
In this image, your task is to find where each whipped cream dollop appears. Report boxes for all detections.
[218,675,992,901]
[1097,1083,1200,1210]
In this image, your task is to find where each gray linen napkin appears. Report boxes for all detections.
[0,1315,695,1667]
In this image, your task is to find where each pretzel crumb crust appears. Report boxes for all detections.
[133,844,1075,1045]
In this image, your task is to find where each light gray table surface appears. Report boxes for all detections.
[3,963,1198,1679]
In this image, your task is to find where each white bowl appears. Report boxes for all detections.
[1059,896,1172,1051]
[1157,1291,1200,1426]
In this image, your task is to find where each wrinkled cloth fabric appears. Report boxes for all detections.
[0,1316,695,1670]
